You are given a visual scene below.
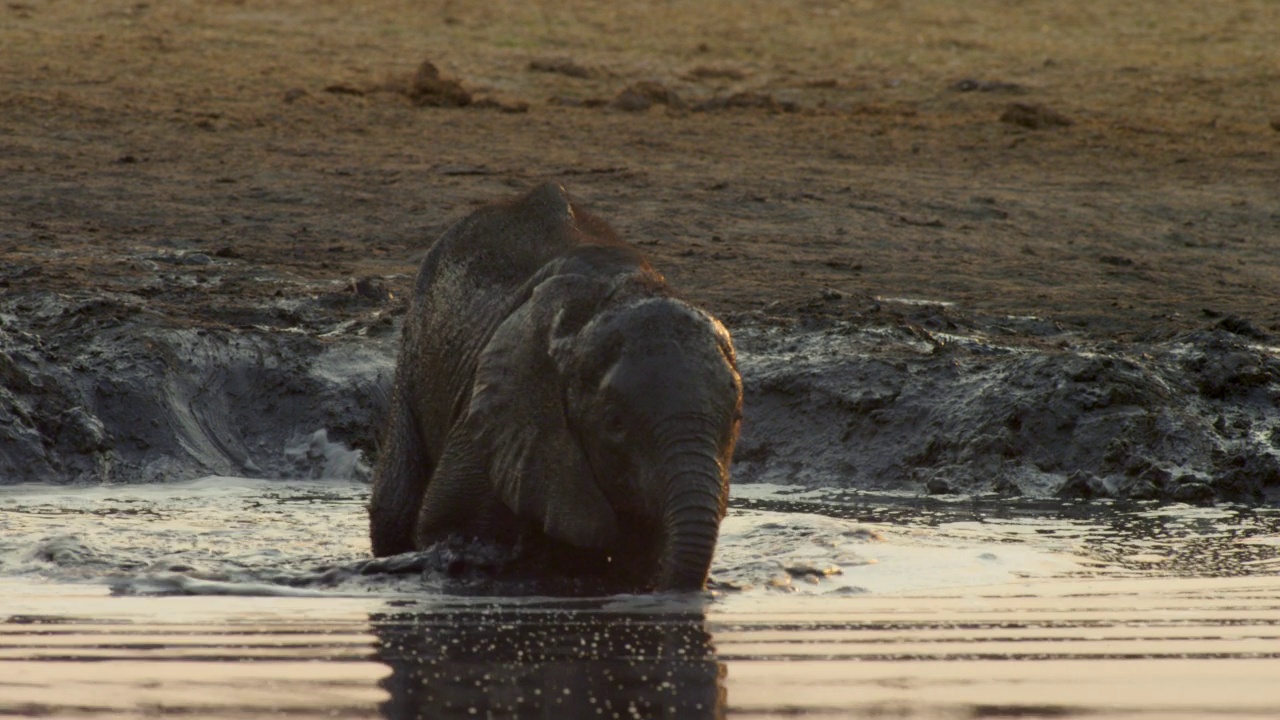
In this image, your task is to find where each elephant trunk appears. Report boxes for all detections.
[654,429,727,591]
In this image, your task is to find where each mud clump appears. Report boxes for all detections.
[323,60,533,113]
[949,78,1026,94]
[469,97,530,114]
[1216,314,1270,341]
[547,96,610,109]
[1216,452,1280,504]
[1000,102,1073,129]
[323,83,366,97]
[610,81,685,112]
[1181,330,1280,400]
[404,61,472,107]
[1056,471,1114,500]
[350,276,393,304]
[924,477,953,495]
[683,65,748,82]
[589,85,799,114]
[529,57,595,79]
[693,92,798,113]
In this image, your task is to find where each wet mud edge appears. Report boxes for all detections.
[2,288,1278,506]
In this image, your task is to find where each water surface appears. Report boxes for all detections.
[3,478,1279,718]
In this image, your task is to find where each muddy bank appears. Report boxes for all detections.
[730,302,1280,504]
[3,0,1279,505]
[3,287,1277,505]
[0,288,393,484]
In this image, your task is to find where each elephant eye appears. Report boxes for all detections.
[603,408,627,441]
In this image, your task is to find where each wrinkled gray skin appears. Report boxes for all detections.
[369,183,742,592]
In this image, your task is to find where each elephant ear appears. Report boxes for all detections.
[467,273,618,549]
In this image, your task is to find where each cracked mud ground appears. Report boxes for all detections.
[2,0,1278,503]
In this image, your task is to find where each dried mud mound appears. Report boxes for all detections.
[2,291,1278,506]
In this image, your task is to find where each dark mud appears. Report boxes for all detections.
[731,302,1280,504]
[0,288,393,484]
[3,285,1277,507]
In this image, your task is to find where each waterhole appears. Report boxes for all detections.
[3,479,1278,718]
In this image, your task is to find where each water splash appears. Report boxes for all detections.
[4,478,1277,599]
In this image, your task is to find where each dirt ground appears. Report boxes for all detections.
[4,0,1279,331]
[2,0,1279,499]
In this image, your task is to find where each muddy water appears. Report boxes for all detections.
[3,480,1279,718]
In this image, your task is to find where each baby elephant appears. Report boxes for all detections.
[369,183,742,592]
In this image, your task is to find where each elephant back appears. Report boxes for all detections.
[402,184,643,451]
[416,184,581,299]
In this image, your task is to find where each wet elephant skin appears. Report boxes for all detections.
[368,183,743,592]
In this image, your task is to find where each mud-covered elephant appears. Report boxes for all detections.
[369,183,742,591]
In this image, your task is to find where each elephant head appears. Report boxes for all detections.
[464,258,742,591]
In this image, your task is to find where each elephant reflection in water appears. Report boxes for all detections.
[370,606,725,719]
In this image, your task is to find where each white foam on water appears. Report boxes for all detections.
[0,477,371,588]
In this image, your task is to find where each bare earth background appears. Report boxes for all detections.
[2,0,1279,500]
